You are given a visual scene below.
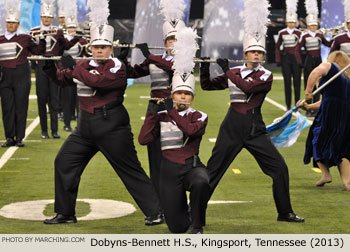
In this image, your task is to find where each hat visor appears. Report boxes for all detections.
[171,86,195,95]
[6,19,19,23]
[307,22,318,26]
[244,45,266,53]
[164,31,177,40]
[91,40,112,46]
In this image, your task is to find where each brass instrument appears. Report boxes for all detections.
[64,29,90,38]
[319,25,346,37]
[28,56,108,61]
[29,28,61,38]
[30,27,90,39]
[301,25,346,37]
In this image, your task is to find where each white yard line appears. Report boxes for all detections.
[0,117,40,169]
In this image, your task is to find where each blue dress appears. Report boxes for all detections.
[304,63,350,167]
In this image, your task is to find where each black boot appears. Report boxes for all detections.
[1,138,15,147]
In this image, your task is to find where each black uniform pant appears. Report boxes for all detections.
[35,61,59,133]
[304,54,322,103]
[54,104,161,217]
[160,156,210,233]
[281,53,301,109]
[147,137,162,198]
[207,107,293,214]
[0,63,31,140]
[61,85,77,127]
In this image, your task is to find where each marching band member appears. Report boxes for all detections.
[139,27,210,234]
[124,0,186,201]
[200,0,304,223]
[60,0,88,132]
[0,0,46,147]
[275,0,302,110]
[329,0,350,56]
[42,0,163,225]
[57,0,66,28]
[295,0,332,117]
[30,0,79,139]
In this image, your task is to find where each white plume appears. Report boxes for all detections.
[159,0,185,20]
[87,0,110,26]
[41,0,54,5]
[57,0,65,8]
[172,27,199,74]
[305,0,318,16]
[243,0,270,36]
[64,0,77,18]
[286,0,298,14]
[344,0,350,19]
[5,0,22,10]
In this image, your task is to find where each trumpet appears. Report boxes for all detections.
[64,29,90,38]
[27,56,108,61]
[319,25,346,37]
[30,28,61,38]
[301,25,346,37]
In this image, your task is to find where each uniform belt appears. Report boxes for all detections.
[94,100,121,112]
[246,107,261,115]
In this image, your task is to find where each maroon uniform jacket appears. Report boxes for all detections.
[125,53,173,98]
[30,26,79,56]
[0,32,46,68]
[139,107,208,165]
[295,31,332,64]
[275,28,302,63]
[43,58,127,114]
[62,35,89,57]
[200,64,273,115]
[330,32,350,55]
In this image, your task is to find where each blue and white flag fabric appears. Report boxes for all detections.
[270,111,310,148]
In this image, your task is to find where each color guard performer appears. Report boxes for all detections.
[275,0,302,110]
[300,51,350,191]
[329,0,350,56]
[30,0,79,139]
[295,0,332,116]
[124,0,186,199]
[200,0,304,223]
[0,0,46,147]
[139,27,210,234]
[42,0,163,225]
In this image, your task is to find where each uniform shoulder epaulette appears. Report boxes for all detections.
[30,26,41,31]
[333,32,346,39]
[278,28,287,34]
